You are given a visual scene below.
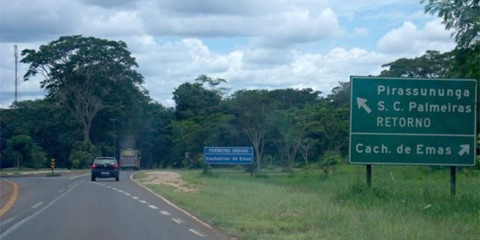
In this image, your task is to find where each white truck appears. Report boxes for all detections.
[119,149,141,170]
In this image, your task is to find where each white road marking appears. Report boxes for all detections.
[0,217,15,226]
[0,181,84,239]
[189,229,206,237]
[31,201,44,209]
[131,196,139,200]
[112,188,118,190]
[130,172,212,229]
[139,200,148,204]
[58,189,65,193]
[124,192,131,196]
[148,205,159,210]
[67,181,81,188]
[172,218,183,224]
[117,190,124,193]
[160,211,171,216]
[69,173,89,180]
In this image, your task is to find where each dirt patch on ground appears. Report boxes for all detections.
[138,171,197,193]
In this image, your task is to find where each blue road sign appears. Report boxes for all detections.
[204,147,254,164]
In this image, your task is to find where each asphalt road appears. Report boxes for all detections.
[0,171,228,240]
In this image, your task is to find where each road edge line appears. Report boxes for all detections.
[130,171,212,229]
[0,181,18,217]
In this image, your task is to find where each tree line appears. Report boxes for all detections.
[1,0,478,170]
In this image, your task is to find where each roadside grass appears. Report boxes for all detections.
[0,168,86,177]
[137,165,479,240]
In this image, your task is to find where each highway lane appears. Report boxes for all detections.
[0,174,89,232]
[0,171,228,240]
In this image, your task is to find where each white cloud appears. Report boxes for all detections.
[80,10,145,37]
[137,1,342,48]
[0,0,459,108]
[253,7,343,48]
[377,19,455,55]
[355,28,369,37]
[0,0,82,42]
[130,37,396,106]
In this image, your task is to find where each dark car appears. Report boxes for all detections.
[91,157,120,181]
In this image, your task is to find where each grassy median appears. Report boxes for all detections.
[136,165,479,240]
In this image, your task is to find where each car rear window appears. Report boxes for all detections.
[95,158,116,164]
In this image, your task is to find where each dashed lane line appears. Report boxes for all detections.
[0,217,15,226]
[91,179,210,239]
[31,201,44,209]
[160,211,171,216]
[148,205,159,210]
[69,173,90,180]
[189,229,206,238]
[172,218,184,224]
[130,172,213,229]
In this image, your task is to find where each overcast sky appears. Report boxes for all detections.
[0,0,455,108]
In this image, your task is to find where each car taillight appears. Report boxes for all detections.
[91,164,97,169]
[114,163,119,169]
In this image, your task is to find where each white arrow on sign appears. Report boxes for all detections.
[458,144,470,156]
[356,98,372,114]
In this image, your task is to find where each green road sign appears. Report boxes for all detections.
[349,76,477,166]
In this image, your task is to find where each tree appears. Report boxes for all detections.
[172,81,222,120]
[21,35,144,142]
[379,50,455,78]
[5,135,45,169]
[136,102,174,168]
[69,140,97,169]
[268,88,321,109]
[299,138,317,167]
[227,90,270,170]
[422,0,480,48]
[274,107,313,170]
[194,74,229,95]
[327,82,351,107]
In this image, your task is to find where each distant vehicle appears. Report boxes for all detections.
[119,149,141,170]
[91,157,120,181]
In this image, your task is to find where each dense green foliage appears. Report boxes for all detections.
[422,0,479,48]
[21,35,146,142]
[0,66,348,169]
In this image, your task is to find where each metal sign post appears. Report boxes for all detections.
[366,165,372,187]
[450,166,456,196]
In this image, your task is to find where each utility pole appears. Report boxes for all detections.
[14,44,18,103]
[111,118,117,159]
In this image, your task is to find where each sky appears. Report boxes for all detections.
[0,0,456,108]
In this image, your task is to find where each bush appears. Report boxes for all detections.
[68,141,98,169]
[320,151,343,174]
[4,134,46,169]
